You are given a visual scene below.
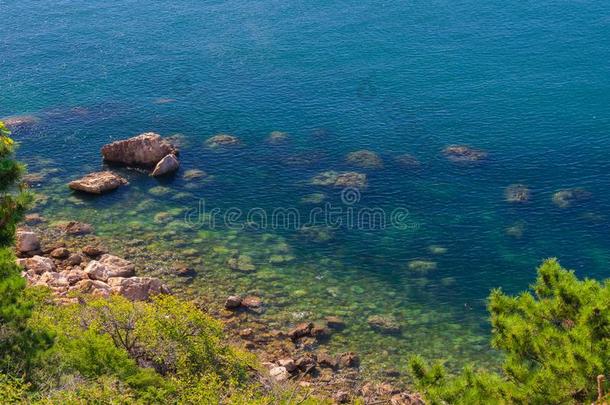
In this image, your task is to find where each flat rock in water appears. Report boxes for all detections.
[69,171,128,194]
[101,132,178,167]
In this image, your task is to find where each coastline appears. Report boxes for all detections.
[17,217,423,404]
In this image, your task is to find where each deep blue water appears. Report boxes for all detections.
[2,0,610,371]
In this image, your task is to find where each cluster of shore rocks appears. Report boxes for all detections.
[15,219,423,405]
[15,223,170,303]
[220,295,423,404]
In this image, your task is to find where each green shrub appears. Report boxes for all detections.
[410,258,610,404]
[29,294,257,402]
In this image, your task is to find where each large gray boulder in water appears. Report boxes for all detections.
[101,132,178,167]
[151,154,180,177]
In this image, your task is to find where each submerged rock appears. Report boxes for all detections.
[69,171,128,194]
[407,260,437,272]
[325,316,346,330]
[227,255,256,272]
[224,295,243,309]
[298,225,334,243]
[300,193,327,205]
[205,134,240,148]
[282,151,325,166]
[337,352,360,368]
[241,295,263,309]
[288,322,314,340]
[151,154,180,177]
[506,221,526,239]
[182,169,208,181]
[1,114,40,131]
[311,171,367,188]
[395,153,421,168]
[505,184,531,203]
[443,145,488,163]
[552,188,591,208]
[148,186,171,196]
[102,132,178,167]
[427,245,447,255]
[345,150,383,169]
[56,221,94,236]
[266,131,289,145]
[367,315,401,334]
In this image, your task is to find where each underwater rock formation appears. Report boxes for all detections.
[1,114,40,131]
[505,184,531,203]
[266,131,289,145]
[345,150,384,169]
[182,169,207,180]
[227,255,256,272]
[68,171,128,194]
[443,145,488,163]
[102,132,178,167]
[205,134,241,148]
[394,153,421,168]
[407,260,437,272]
[552,188,591,208]
[367,315,401,334]
[311,171,367,188]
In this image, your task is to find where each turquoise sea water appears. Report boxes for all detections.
[2,1,610,374]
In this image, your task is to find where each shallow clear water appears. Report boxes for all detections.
[2,0,610,375]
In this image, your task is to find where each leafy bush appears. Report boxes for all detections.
[410,258,610,404]
[29,294,258,402]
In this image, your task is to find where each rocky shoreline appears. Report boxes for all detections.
[16,218,423,404]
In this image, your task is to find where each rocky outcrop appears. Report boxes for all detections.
[101,133,178,167]
[19,245,168,302]
[69,171,128,194]
[151,154,180,177]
